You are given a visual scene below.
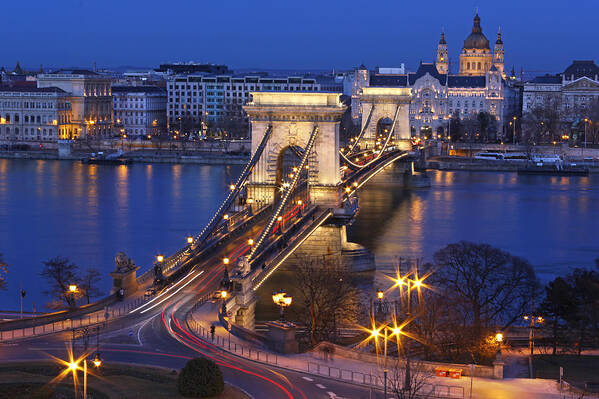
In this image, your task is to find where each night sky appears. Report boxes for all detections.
[2,0,597,75]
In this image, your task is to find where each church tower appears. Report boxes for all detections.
[459,13,492,76]
[436,30,449,74]
[494,28,505,79]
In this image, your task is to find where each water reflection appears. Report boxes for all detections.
[348,169,599,282]
[0,160,242,311]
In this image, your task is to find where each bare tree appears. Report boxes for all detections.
[294,254,359,346]
[40,257,80,309]
[0,253,7,291]
[522,97,563,144]
[387,360,434,399]
[429,242,538,363]
[79,268,103,304]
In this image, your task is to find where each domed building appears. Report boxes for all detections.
[454,13,504,78]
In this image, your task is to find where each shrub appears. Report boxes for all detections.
[177,357,224,398]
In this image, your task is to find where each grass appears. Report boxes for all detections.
[0,361,249,399]
[534,354,599,384]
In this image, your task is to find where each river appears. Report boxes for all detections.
[0,159,597,311]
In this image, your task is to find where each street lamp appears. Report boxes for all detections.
[523,314,544,355]
[512,116,517,145]
[223,257,230,265]
[495,332,503,354]
[186,235,194,245]
[156,254,164,264]
[272,291,292,321]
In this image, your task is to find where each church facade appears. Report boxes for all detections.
[353,13,511,138]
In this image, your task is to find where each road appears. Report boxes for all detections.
[0,215,378,399]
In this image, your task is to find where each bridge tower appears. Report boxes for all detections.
[359,87,412,149]
[243,92,346,208]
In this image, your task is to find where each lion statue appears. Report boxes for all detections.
[115,252,136,272]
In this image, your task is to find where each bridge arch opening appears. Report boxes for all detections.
[274,145,309,205]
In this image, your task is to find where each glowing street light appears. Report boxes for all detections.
[68,285,78,293]
[272,291,293,321]
[186,235,194,245]
[223,257,230,265]
[248,239,254,246]
[156,254,164,263]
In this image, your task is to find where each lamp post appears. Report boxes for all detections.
[495,332,503,354]
[523,314,544,356]
[272,291,292,321]
[67,284,78,309]
[583,118,590,157]
[512,116,517,145]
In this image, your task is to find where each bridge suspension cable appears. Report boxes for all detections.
[339,104,401,170]
[344,105,375,155]
[192,125,273,247]
[247,125,319,262]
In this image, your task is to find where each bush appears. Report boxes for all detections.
[177,357,224,398]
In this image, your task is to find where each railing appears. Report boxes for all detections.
[0,295,150,342]
[308,362,464,398]
[248,125,319,260]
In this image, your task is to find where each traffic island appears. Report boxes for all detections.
[0,361,250,399]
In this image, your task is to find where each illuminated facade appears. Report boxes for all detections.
[37,70,113,139]
[454,13,504,79]
[0,86,72,143]
[167,74,320,134]
[113,86,166,138]
[353,13,507,137]
[523,60,599,114]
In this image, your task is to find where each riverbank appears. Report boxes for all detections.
[425,156,599,173]
[0,149,250,165]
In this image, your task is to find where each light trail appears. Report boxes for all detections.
[137,270,205,314]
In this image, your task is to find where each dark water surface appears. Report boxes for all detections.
[347,169,599,281]
[1,159,597,311]
[0,159,241,311]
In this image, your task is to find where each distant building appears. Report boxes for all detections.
[167,74,320,136]
[112,86,167,138]
[523,60,599,114]
[0,85,71,144]
[37,69,113,139]
[155,63,229,76]
[353,13,507,138]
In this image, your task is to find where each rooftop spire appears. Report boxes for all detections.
[472,11,482,33]
[496,27,503,45]
[439,29,447,45]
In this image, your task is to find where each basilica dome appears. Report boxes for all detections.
[463,13,489,49]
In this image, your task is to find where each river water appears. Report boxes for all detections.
[0,159,597,311]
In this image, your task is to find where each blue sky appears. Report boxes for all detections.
[1,0,597,75]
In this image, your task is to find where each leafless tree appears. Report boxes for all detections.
[428,242,538,363]
[293,254,360,346]
[0,253,7,290]
[522,97,563,144]
[40,257,81,309]
[79,268,103,304]
[387,360,434,399]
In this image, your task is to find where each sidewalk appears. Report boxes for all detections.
[187,302,587,399]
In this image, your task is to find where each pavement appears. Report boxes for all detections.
[187,301,589,399]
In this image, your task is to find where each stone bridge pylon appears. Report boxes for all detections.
[359,87,412,149]
[243,92,347,207]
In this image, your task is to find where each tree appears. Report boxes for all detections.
[521,97,563,144]
[564,268,599,355]
[177,357,224,397]
[537,277,575,355]
[430,242,538,362]
[79,268,103,304]
[387,360,434,399]
[0,253,7,291]
[40,257,80,309]
[294,255,360,346]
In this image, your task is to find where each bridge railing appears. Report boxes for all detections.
[0,295,151,342]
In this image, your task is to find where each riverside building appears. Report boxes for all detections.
[0,85,72,144]
[167,73,320,135]
[112,86,167,138]
[37,69,113,139]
